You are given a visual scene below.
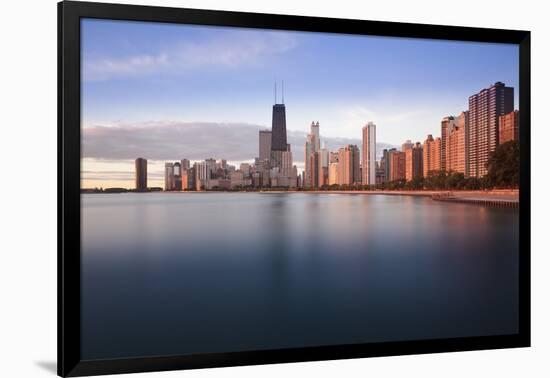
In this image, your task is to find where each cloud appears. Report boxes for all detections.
[83,31,298,81]
[82,121,396,163]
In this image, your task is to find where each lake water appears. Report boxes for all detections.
[81,192,519,360]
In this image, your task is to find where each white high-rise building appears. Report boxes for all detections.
[310,121,320,152]
[362,122,376,186]
[304,121,321,188]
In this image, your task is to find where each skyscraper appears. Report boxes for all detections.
[164,162,174,191]
[173,161,182,190]
[181,168,189,190]
[468,82,514,177]
[304,121,321,188]
[328,152,339,185]
[280,150,293,178]
[135,158,147,192]
[270,84,291,179]
[338,145,360,185]
[259,129,272,161]
[310,121,320,152]
[270,105,287,156]
[309,152,320,188]
[440,116,456,172]
[181,159,190,170]
[447,111,469,175]
[188,166,195,190]
[304,136,314,188]
[405,143,423,181]
[499,110,519,144]
[362,122,376,186]
[382,148,394,183]
[401,139,413,152]
[318,148,329,187]
[423,135,441,177]
[328,162,339,185]
[389,150,406,181]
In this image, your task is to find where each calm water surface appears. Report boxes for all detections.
[81,193,519,359]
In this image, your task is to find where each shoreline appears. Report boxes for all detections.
[83,189,519,208]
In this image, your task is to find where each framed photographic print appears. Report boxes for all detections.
[58,1,530,376]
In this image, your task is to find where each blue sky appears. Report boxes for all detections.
[81,18,519,187]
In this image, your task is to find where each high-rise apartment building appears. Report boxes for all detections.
[164,162,174,191]
[382,148,394,183]
[376,161,385,184]
[309,152,320,188]
[405,143,423,181]
[499,110,519,144]
[423,134,441,177]
[188,166,195,190]
[337,145,360,185]
[328,162,339,185]
[135,157,147,192]
[362,122,376,186]
[401,139,413,152]
[181,159,190,170]
[389,150,406,181]
[447,111,469,175]
[318,148,329,187]
[181,168,189,190]
[440,116,456,172]
[173,162,182,190]
[280,150,293,178]
[259,129,272,161]
[468,82,514,177]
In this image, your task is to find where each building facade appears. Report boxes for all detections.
[362,122,376,186]
[389,150,406,181]
[164,162,174,191]
[338,145,360,185]
[304,121,321,188]
[440,116,456,172]
[259,129,272,161]
[447,111,469,175]
[270,104,287,151]
[401,139,413,152]
[405,143,423,181]
[468,82,514,177]
[423,134,441,177]
[135,157,147,191]
[499,110,519,144]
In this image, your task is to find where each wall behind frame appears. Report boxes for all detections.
[0,0,547,377]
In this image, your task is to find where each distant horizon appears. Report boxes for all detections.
[81,18,519,189]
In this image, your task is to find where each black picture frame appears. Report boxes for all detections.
[58,1,531,376]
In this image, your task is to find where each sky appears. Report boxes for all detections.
[81,18,519,189]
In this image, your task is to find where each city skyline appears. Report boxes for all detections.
[83,80,519,190]
[81,19,519,188]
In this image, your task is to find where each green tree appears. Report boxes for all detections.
[486,140,520,188]
[446,172,465,189]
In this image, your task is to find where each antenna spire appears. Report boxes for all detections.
[274,80,277,104]
[282,80,285,104]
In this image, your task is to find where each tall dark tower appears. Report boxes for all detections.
[270,104,287,151]
[271,80,287,151]
[135,157,147,192]
[270,81,289,171]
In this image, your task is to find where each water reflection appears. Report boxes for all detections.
[81,193,519,360]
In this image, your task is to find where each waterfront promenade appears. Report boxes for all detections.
[266,189,520,208]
